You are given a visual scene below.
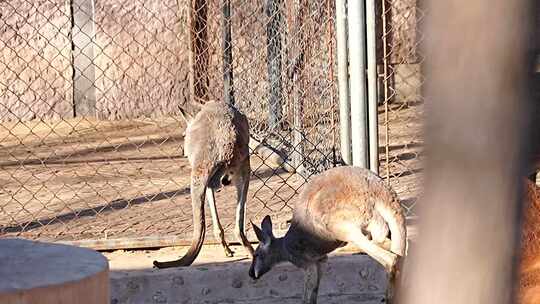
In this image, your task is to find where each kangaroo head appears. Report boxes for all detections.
[178,102,205,137]
[249,215,282,280]
[178,101,213,129]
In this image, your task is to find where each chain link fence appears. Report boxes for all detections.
[378,0,424,216]
[0,0,423,248]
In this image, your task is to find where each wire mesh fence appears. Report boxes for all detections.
[0,0,423,248]
[378,0,424,216]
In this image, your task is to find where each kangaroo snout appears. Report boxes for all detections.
[248,264,258,279]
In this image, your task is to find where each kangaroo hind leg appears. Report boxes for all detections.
[344,227,399,304]
[234,160,254,256]
[207,187,234,257]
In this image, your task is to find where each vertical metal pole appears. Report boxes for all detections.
[222,0,235,105]
[335,0,352,165]
[366,0,379,174]
[347,0,368,168]
[291,0,308,175]
[327,0,337,166]
[381,0,391,181]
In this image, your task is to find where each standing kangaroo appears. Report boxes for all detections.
[154,101,254,268]
[249,166,407,304]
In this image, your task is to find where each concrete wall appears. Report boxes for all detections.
[0,0,73,121]
[93,0,190,119]
[0,0,190,122]
[110,254,388,304]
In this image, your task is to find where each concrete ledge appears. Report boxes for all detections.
[109,248,387,304]
[0,238,109,304]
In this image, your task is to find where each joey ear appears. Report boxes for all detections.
[251,220,265,243]
[261,215,274,240]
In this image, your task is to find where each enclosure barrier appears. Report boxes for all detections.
[0,0,424,249]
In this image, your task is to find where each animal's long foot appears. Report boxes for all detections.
[386,255,399,275]
[223,245,234,257]
[152,258,194,268]
[242,243,255,258]
[153,260,165,269]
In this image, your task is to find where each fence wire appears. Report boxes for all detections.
[378,0,424,216]
[0,0,423,247]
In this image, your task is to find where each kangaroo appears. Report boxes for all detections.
[153,100,254,268]
[248,166,407,304]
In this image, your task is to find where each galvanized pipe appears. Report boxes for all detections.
[335,0,352,165]
[366,0,379,174]
[347,0,368,167]
[381,0,391,181]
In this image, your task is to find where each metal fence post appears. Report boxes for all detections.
[290,0,309,175]
[335,0,352,165]
[72,0,96,117]
[347,0,368,168]
[366,0,379,174]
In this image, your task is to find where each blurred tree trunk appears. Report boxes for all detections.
[398,1,538,304]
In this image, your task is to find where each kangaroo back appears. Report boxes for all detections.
[291,166,407,255]
[184,101,248,165]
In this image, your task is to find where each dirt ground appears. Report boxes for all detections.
[0,103,423,245]
[0,116,301,243]
[377,101,424,215]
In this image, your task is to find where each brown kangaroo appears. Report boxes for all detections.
[248,166,407,304]
[153,101,254,268]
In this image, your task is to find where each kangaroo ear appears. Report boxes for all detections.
[251,220,265,243]
[178,106,194,124]
[261,215,274,240]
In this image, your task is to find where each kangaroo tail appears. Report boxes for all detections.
[153,164,223,268]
